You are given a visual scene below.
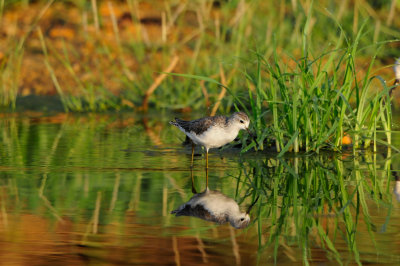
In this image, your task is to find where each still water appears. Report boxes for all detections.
[0,112,400,265]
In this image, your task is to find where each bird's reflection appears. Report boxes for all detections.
[171,170,258,229]
[394,181,400,202]
[393,170,400,202]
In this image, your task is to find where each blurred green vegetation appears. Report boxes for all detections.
[0,0,399,112]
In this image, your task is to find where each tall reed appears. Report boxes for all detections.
[240,19,395,154]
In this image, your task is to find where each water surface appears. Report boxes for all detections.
[0,112,400,265]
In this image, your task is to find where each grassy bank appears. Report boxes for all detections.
[174,19,397,154]
[242,21,396,154]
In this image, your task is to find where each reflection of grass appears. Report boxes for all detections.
[239,153,394,264]
[0,114,178,230]
[0,115,398,264]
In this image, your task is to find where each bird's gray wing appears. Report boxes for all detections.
[175,116,226,135]
[171,204,212,219]
[171,203,227,224]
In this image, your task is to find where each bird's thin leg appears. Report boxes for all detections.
[206,166,209,189]
[191,142,195,168]
[206,148,209,170]
[205,148,209,188]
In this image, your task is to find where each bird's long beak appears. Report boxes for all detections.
[246,196,260,214]
[389,79,399,96]
[246,128,259,147]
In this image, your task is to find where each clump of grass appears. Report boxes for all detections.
[0,40,23,110]
[173,13,397,155]
[243,20,395,154]
[239,153,394,264]
[39,27,121,112]
[0,0,54,110]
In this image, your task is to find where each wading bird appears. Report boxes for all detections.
[170,112,253,186]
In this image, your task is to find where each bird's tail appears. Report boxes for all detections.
[169,119,179,127]
[170,209,185,216]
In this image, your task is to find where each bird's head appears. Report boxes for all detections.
[230,195,259,229]
[231,213,251,229]
[230,112,259,146]
[230,112,250,131]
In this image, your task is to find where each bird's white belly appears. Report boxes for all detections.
[188,191,241,216]
[188,126,238,150]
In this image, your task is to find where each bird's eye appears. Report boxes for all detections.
[240,218,245,221]
[239,120,244,124]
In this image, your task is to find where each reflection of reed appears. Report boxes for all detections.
[37,119,65,222]
[142,116,163,146]
[39,174,63,222]
[195,234,208,263]
[0,187,8,231]
[81,191,102,244]
[239,153,397,264]
[162,184,168,217]
[93,191,102,234]
[229,226,241,265]
[128,174,142,212]
[109,172,120,211]
[172,236,180,266]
